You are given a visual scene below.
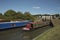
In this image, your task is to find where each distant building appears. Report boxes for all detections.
[33,14,56,20]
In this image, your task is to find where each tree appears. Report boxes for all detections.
[0,13,4,19]
[54,14,59,17]
[16,12,24,19]
[43,14,50,16]
[24,12,35,21]
[4,10,16,20]
[4,10,16,16]
[0,13,2,16]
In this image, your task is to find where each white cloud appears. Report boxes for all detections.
[32,6,40,9]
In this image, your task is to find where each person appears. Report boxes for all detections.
[49,20,54,27]
[42,18,44,22]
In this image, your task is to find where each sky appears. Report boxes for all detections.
[0,0,60,15]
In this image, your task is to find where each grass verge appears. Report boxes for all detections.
[33,19,60,40]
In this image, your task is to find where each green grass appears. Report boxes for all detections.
[33,19,60,40]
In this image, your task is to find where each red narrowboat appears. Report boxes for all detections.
[22,21,50,30]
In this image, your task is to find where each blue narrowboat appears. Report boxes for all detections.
[0,20,31,29]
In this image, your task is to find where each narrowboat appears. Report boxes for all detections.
[0,20,31,29]
[22,21,50,30]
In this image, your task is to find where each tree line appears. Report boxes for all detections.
[0,10,35,21]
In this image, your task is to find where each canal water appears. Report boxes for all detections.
[0,26,52,40]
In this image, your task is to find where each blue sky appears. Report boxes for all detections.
[0,0,60,15]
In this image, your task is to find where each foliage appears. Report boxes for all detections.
[0,10,35,21]
[54,14,59,17]
[24,12,35,21]
[4,10,16,20]
[43,14,50,16]
[4,10,16,16]
[16,12,24,19]
[0,13,2,16]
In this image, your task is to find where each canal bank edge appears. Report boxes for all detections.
[32,26,54,40]
[33,19,60,40]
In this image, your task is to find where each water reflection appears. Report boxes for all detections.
[0,26,51,40]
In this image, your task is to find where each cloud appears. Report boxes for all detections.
[32,6,40,9]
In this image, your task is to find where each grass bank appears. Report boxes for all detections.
[33,19,60,40]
